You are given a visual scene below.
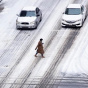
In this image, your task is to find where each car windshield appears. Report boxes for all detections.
[20,10,36,17]
[65,8,81,15]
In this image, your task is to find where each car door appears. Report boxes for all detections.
[83,5,87,19]
[81,5,86,20]
[36,8,41,23]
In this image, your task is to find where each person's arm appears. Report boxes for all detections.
[35,45,38,50]
[35,42,39,50]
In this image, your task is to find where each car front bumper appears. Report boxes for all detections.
[61,21,82,27]
[16,23,36,29]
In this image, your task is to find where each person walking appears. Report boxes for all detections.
[35,38,45,58]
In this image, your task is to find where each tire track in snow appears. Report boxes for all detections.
[9,0,79,88]
[0,0,84,87]
[49,14,88,88]
[21,29,70,88]
[2,2,64,86]
[26,0,88,88]
[0,0,75,87]
[35,1,88,88]
[34,29,79,88]
[0,0,62,87]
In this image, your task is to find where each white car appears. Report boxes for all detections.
[61,4,87,27]
[16,6,42,29]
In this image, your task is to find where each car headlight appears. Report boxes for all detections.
[16,20,20,24]
[30,21,35,24]
[76,19,81,22]
[62,19,66,21]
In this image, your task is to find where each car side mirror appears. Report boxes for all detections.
[16,14,19,16]
[36,14,40,16]
[81,11,84,14]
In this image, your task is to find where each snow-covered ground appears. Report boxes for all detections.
[59,17,88,76]
[0,0,88,88]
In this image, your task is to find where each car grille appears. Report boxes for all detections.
[66,21,75,23]
[21,22,29,25]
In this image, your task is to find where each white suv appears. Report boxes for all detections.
[61,4,87,27]
[16,6,42,29]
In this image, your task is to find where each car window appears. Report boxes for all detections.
[81,6,84,12]
[65,8,81,15]
[36,8,39,14]
[20,10,36,17]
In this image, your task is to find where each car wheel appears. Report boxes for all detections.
[40,16,42,22]
[16,27,19,30]
[80,19,83,27]
[35,22,38,29]
[16,25,19,30]
[16,26,20,30]
[85,13,87,20]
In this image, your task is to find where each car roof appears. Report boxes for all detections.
[67,4,81,8]
[22,6,37,11]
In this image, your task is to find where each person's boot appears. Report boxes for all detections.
[35,55,37,57]
[42,56,45,58]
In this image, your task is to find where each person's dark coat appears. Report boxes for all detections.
[36,41,44,54]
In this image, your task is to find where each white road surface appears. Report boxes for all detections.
[0,0,88,88]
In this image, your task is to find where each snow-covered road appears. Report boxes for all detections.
[0,0,88,88]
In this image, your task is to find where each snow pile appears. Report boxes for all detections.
[59,19,88,77]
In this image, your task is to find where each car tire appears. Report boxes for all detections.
[16,26,20,30]
[80,20,83,27]
[40,16,42,22]
[16,28,19,30]
[16,25,19,30]
[85,12,87,20]
[35,22,38,29]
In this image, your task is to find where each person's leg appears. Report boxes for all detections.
[41,54,45,58]
[35,51,38,57]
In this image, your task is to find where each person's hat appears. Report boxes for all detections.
[40,38,43,41]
